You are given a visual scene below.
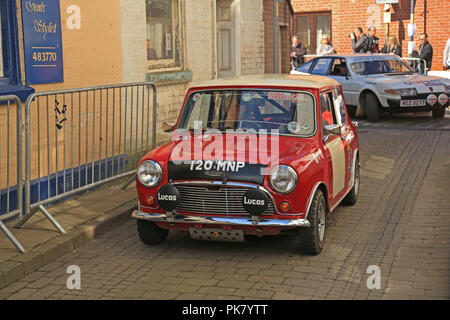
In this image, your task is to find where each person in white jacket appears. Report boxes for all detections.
[444,38,450,70]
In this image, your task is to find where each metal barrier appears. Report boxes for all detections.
[0,82,156,253]
[400,57,428,75]
[0,95,25,253]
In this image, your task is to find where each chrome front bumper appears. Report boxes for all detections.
[132,210,311,227]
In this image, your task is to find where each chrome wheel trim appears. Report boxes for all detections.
[317,200,326,242]
[354,160,360,196]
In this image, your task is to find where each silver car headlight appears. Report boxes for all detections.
[269,165,298,194]
[137,160,162,187]
[385,88,418,96]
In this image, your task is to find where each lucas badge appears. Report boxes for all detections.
[242,189,269,216]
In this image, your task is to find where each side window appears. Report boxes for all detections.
[311,58,332,75]
[329,58,349,76]
[297,59,314,72]
[332,87,347,124]
[146,0,182,70]
[320,93,337,129]
[186,93,212,129]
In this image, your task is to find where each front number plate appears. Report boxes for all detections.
[400,99,426,107]
[189,227,245,243]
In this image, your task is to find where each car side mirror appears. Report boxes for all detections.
[162,121,176,132]
[324,124,342,136]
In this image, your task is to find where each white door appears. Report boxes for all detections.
[321,93,346,198]
[216,0,236,78]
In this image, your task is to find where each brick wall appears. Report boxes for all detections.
[264,0,292,73]
[240,0,265,75]
[185,0,213,81]
[120,0,147,83]
[290,0,450,71]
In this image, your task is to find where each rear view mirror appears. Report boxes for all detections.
[162,121,176,132]
[324,124,342,136]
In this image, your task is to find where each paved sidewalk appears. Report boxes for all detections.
[0,178,137,290]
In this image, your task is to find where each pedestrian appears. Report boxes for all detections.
[412,33,433,72]
[350,27,369,54]
[381,35,402,57]
[443,38,450,70]
[290,35,307,69]
[317,35,336,55]
[367,26,380,53]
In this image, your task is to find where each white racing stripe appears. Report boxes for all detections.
[326,138,346,197]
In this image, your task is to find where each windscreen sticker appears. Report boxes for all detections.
[268,92,291,100]
[192,93,201,102]
[290,93,305,103]
[242,93,252,102]
[350,56,396,62]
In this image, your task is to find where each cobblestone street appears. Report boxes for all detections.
[1,116,449,300]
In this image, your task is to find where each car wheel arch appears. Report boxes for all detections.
[357,89,381,117]
[305,182,330,218]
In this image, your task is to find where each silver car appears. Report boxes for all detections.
[291,54,450,122]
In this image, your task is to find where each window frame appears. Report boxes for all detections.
[146,0,183,72]
[0,0,21,87]
[294,11,332,54]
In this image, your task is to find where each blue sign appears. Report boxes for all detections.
[21,0,63,84]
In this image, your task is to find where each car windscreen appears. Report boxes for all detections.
[350,58,415,75]
[177,90,316,136]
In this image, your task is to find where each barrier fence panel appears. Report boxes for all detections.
[0,95,25,253]
[12,82,156,246]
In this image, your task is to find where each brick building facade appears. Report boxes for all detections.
[263,0,293,74]
[290,0,450,71]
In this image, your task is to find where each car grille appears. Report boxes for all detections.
[175,184,275,216]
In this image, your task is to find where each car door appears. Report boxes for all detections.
[326,58,358,106]
[331,87,354,193]
[320,91,347,204]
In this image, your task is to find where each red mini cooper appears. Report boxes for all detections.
[133,74,360,254]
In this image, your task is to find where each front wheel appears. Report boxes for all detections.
[343,157,360,205]
[137,219,169,245]
[432,106,445,118]
[365,93,380,122]
[298,190,327,255]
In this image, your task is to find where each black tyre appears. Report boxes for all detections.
[137,219,169,245]
[432,106,445,118]
[343,157,360,205]
[298,190,327,255]
[365,93,380,122]
[347,105,357,117]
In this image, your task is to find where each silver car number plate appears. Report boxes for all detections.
[189,227,245,243]
[400,99,426,107]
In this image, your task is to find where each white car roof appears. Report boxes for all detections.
[314,53,400,62]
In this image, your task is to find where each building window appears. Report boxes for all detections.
[0,0,33,100]
[0,5,3,78]
[146,0,181,70]
[295,12,331,55]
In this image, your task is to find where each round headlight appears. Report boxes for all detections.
[269,165,297,194]
[137,160,162,187]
